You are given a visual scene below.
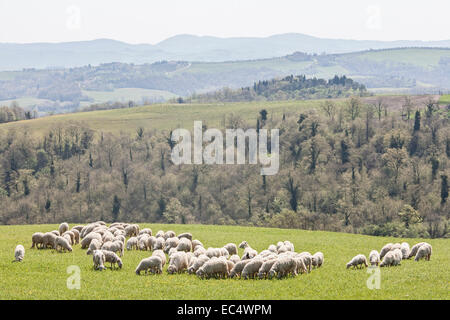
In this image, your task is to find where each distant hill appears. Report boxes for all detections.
[1,33,450,71]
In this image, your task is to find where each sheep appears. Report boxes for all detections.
[71,225,84,233]
[241,259,264,280]
[93,250,106,271]
[196,258,228,279]
[164,237,180,253]
[153,237,165,251]
[167,252,189,274]
[229,260,251,278]
[392,249,403,263]
[113,235,126,245]
[415,243,432,261]
[80,232,102,249]
[155,230,165,238]
[101,250,123,269]
[55,236,73,252]
[126,237,138,250]
[146,236,157,251]
[58,222,69,236]
[400,242,410,259]
[178,232,193,241]
[176,238,192,252]
[114,229,126,237]
[229,254,241,264]
[87,239,102,255]
[219,243,236,256]
[239,241,258,260]
[277,244,288,254]
[298,252,313,272]
[369,250,381,266]
[63,233,73,245]
[164,230,176,240]
[268,257,298,279]
[188,254,210,274]
[13,245,25,262]
[283,241,295,252]
[135,256,163,275]
[193,246,206,257]
[408,242,427,259]
[102,231,114,244]
[391,243,402,251]
[226,260,235,275]
[311,252,324,268]
[102,240,124,257]
[191,239,203,251]
[31,232,45,249]
[380,243,393,259]
[42,232,57,249]
[51,230,60,236]
[380,251,401,267]
[80,223,100,238]
[293,256,308,274]
[268,244,277,253]
[152,250,167,266]
[125,224,138,237]
[138,234,150,251]
[346,254,368,269]
[139,228,152,236]
[258,259,277,279]
[71,229,80,244]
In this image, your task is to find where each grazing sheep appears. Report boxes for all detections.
[268,257,297,279]
[80,223,101,238]
[392,249,403,263]
[51,230,60,236]
[146,236,157,251]
[408,242,426,259]
[229,260,251,278]
[31,232,45,249]
[101,250,123,269]
[13,245,25,262]
[193,246,206,257]
[155,230,165,238]
[139,228,152,236]
[125,224,139,237]
[380,251,401,267]
[93,250,106,271]
[138,234,150,251]
[226,260,235,274]
[346,254,368,269]
[400,242,410,259]
[63,233,73,245]
[63,231,75,243]
[369,250,381,266]
[239,241,258,260]
[277,244,288,254]
[223,243,238,256]
[167,252,189,274]
[191,240,203,251]
[55,236,73,252]
[58,222,69,236]
[268,244,277,253]
[283,241,295,252]
[164,237,180,253]
[42,232,57,249]
[242,259,264,280]
[196,258,228,279]
[71,225,84,233]
[164,230,176,240]
[415,243,432,262]
[298,252,313,272]
[152,250,167,266]
[311,252,324,268]
[176,238,192,252]
[153,237,165,251]
[81,232,102,249]
[102,231,114,244]
[380,243,393,259]
[188,254,210,274]
[126,237,138,250]
[113,235,126,245]
[258,259,277,279]
[178,232,193,241]
[87,239,102,255]
[135,256,163,275]
[293,256,308,274]
[102,241,124,257]
[229,254,241,264]
[71,229,80,244]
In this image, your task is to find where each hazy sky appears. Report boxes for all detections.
[0,0,449,43]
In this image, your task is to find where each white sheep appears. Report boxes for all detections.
[42,232,57,249]
[139,228,152,236]
[298,252,313,272]
[138,234,150,251]
[135,256,163,275]
[346,254,368,269]
[380,250,401,267]
[239,241,258,260]
[380,243,393,259]
[153,237,165,251]
[102,240,124,257]
[223,243,238,256]
[155,230,165,238]
[293,256,308,274]
[71,229,80,244]
[167,252,189,274]
[188,254,210,274]
[400,242,410,259]
[81,232,102,249]
[101,250,123,269]
[311,252,324,268]
[408,242,426,259]
[164,230,176,240]
[93,250,106,271]
[369,250,381,266]
[196,258,228,279]
[13,245,25,262]
[87,238,102,255]
[126,237,138,250]
[58,222,69,236]
[283,240,295,252]
[229,260,251,278]
[191,239,204,251]
[164,237,180,253]
[178,232,193,241]
[258,259,277,279]
[268,244,277,253]
[415,243,432,261]
[152,249,167,266]
[31,232,45,249]
[176,238,192,252]
[268,257,297,279]
[229,254,241,264]
[55,236,73,252]
[241,259,264,280]
[193,246,206,257]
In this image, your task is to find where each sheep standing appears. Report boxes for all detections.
[153,237,165,251]
[408,242,426,259]
[176,238,192,252]
[268,257,297,279]
[229,254,241,264]
[152,250,167,266]
[167,252,189,274]
[42,232,57,249]
[258,259,277,279]
[241,259,264,280]
[223,243,238,256]
[380,251,401,267]
[188,254,210,274]
[164,237,180,253]
[81,232,102,249]
[178,233,193,241]
[93,250,106,271]
[196,258,228,279]
[13,245,25,262]
[400,242,410,259]
[126,237,138,250]
[191,240,204,251]
[229,260,251,278]
[86,239,102,255]
[346,254,368,269]
[31,232,45,249]
[311,252,324,268]
[58,222,69,236]
[135,256,163,275]
[415,243,432,261]
[239,241,257,260]
[102,250,123,269]
[380,243,393,259]
[71,229,80,244]
[55,236,73,252]
[298,252,312,272]
[369,250,380,266]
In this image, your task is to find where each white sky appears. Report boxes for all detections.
[0,0,449,43]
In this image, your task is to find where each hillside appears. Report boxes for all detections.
[1,224,448,299]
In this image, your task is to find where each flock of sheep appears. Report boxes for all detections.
[346,242,433,269]
[17,221,325,280]
[13,222,433,280]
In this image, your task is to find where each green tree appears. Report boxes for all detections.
[398,204,422,228]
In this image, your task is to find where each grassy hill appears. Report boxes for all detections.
[0,223,448,299]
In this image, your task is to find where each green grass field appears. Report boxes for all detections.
[0,224,448,300]
[439,94,450,105]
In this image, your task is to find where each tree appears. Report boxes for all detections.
[441,175,449,205]
[346,97,361,121]
[398,204,422,228]
[413,110,421,132]
[112,195,121,222]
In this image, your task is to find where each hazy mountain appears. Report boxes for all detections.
[1,33,450,71]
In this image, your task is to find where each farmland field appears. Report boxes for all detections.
[0,224,448,300]
[439,94,450,105]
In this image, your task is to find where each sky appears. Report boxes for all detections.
[0,0,449,44]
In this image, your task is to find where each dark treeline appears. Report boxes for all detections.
[0,97,448,238]
[0,102,35,124]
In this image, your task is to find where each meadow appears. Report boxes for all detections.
[0,224,448,300]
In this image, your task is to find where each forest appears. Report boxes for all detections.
[0,96,448,238]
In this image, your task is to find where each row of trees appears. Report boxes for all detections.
[0,97,448,237]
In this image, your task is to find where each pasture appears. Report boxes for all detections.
[1,224,448,300]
